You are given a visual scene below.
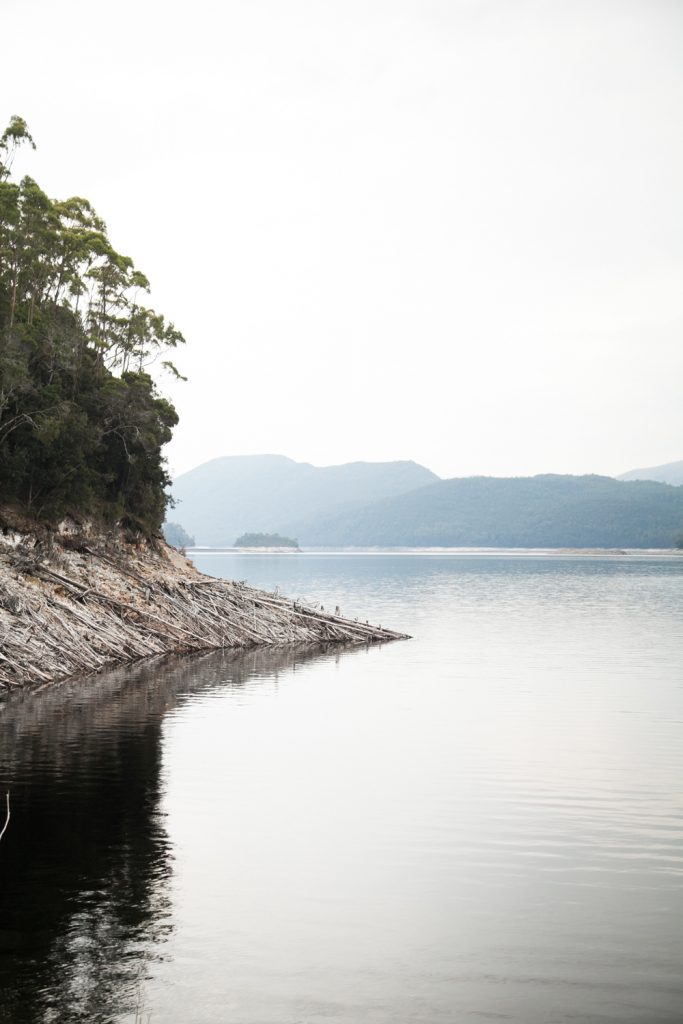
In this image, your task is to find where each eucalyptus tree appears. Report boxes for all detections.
[0,116,185,531]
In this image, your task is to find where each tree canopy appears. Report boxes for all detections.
[0,116,184,532]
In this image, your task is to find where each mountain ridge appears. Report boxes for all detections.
[170,457,683,549]
[170,455,438,546]
[301,473,683,548]
[618,458,683,486]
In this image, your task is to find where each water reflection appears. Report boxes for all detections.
[0,644,345,1024]
[1,554,682,1023]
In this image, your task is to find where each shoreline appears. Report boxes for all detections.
[0,527,407,693]
[188,545,682,557]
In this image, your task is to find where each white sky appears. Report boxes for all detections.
[3,0,682,479]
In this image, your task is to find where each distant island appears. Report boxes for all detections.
[235,532,300,549]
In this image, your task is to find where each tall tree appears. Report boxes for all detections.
[0,116,184,532]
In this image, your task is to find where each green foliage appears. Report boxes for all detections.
[234,532,299,548]
[0,117,183,532]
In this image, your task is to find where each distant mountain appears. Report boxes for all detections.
[302,474,683,548]
[170,455,438,547]
[162,522,195,548]
[618,459,683,487]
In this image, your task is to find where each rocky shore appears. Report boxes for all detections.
[0,517,406,692]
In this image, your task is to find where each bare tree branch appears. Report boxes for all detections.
[0,791,10,843]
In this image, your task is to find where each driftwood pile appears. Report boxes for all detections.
[0,530,407,691]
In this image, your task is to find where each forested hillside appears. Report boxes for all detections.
[0,117,183,532]
[302,474,683,548]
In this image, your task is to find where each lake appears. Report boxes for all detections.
[1,551,682,1023]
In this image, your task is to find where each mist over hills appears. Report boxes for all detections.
[618,458,683,487]
[170,455,437,547]
[170,456,683,549]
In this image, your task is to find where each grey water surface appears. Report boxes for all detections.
[1,552,683,1023]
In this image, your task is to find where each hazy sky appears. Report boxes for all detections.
[3,0,682,479]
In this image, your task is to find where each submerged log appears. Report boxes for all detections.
[0,526,408,691]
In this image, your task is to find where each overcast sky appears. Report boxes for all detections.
[3,0,682,479]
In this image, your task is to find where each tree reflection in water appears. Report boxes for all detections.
[0,643,341,1023]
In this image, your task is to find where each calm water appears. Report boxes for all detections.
[1,552,683,1023]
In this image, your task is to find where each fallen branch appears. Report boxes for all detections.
[0,791,9,843]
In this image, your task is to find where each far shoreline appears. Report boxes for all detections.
[187,546,683,557]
